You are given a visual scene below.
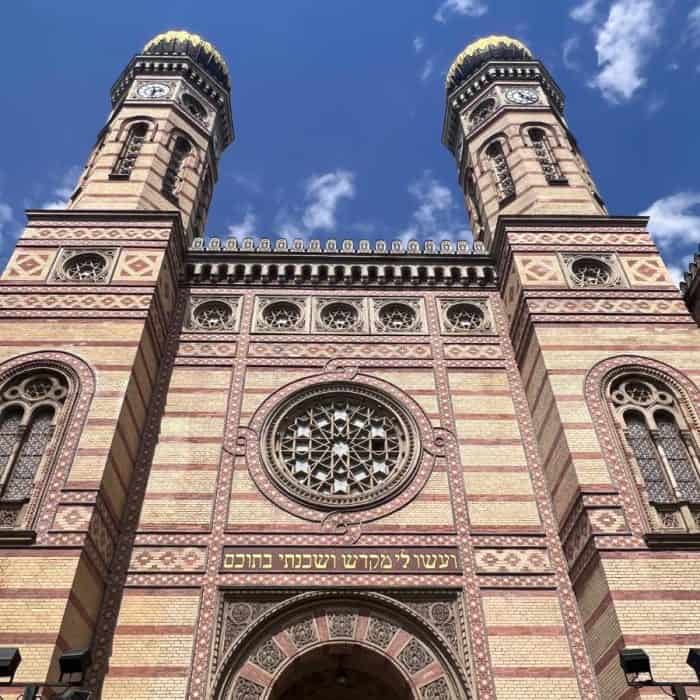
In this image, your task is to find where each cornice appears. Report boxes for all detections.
[110,54,234,148]
[441,59,565,154]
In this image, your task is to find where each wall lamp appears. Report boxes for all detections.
[0,647,92,699]
[620,648,700,700]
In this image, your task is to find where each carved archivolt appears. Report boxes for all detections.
[211,591,472,700]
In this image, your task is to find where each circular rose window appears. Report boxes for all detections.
[261,383,421,509]
[571,258,613,287]
[63,252,108,282]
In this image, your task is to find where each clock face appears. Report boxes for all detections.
[137,83,171,99]
[505,87,539,105]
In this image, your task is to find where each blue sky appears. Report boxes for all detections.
[1,0,699,282]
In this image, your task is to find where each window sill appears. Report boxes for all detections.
[0,529,36,547]
[645,532,700,549]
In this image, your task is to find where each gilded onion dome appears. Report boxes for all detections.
[143,30,230,89]
[446,35,532,94]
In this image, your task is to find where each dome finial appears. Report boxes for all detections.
[446,35,532,94]
[143,30,229,89]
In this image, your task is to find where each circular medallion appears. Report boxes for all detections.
[261,383,421,510]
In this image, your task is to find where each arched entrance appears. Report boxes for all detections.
[270,643,412,700]
[211,592,472,700]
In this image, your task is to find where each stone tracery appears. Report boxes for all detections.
[262,383,419,509]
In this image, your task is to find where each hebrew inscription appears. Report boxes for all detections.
[222,546,461,573]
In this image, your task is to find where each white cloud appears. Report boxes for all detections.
[434,0,487,23]
[689,5,700,46]
[588,0,663,103]
[0,203,12,238]
[302,171,355,231]
[563,36,581,70]
[570,0,600,23]
[640,192,700,249]
[277,170,356,240]
[399,171,471,244]
[420,58,435,82]
[41,165,81,209]
[413,36,425,53]
[227,210,257,239]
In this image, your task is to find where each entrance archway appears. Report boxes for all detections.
[270,643,412,700]
[211,592,472,700]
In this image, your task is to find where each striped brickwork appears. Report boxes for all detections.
[500,217,700,698]
[0,211,179,689]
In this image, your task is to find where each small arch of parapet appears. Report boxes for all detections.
[189,236,485,256]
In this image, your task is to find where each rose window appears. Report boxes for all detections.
[192,300,233,330]
[262,301,302,330]
[320,302,359,331]
[445,303,485,331]
[3,373,67,404]
[63,253,108,282]
[262,384,420,508]
[377,303,417,331]
[571,258,613,287]
[611,378,672,408]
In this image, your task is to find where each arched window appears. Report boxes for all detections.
[610,375,700,531]
[111,122,148,178]
[163,136,192,199]
[485,141,515,203]
[0,370,68,527]
[528,128,564,183]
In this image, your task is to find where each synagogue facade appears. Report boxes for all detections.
[1,31,700,700]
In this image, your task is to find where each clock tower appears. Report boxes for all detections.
[70,30,234,241]
[442,36,606,247]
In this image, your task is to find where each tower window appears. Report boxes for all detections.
[610,375,700,532]
[485,141,515,203]
[111,122,148,179]
[528,128,566,184]
[163,136,192,200]
[0,371,68,528]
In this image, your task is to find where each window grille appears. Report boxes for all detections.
[112,123,148,178]
[528,128,564,183]
[485,141,515,202]
[163,136,192,199]
[0,371,68,528]
[611,375,700,531]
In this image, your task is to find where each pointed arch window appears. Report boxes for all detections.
[528,128,565,184]
[0,371,68,528]
[163,136,192,200]
[111,122,148,179]
[610,375,700,531]
[485,141,515,204]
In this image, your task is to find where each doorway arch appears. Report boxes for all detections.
[270,642,412,700]
[211,591,472,700]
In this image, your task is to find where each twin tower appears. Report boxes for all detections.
[68,31,604,249]
[1,29,699,700]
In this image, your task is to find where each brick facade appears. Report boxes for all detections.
[0,31,698,700]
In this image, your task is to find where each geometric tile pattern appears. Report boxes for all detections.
[2,249,56,280]
[474,547,552,573]
[129,546,207,572]
[620,256,672,286]
[113,251,163,282]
